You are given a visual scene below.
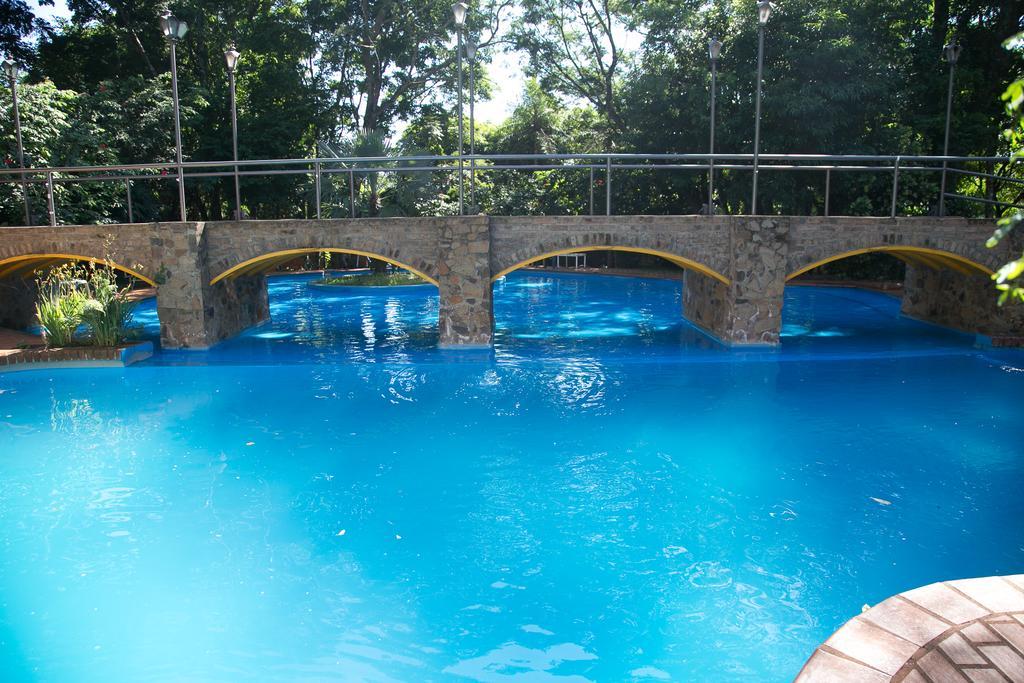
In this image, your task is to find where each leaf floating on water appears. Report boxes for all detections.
[870,497,892,506]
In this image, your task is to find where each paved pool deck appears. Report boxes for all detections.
[0,327,43,355]
[798,575,1024,682]
[0,326,153,371]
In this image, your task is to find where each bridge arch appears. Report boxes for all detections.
[785,246,994,282]
[491,245,731,284]
[209,248,439,286]
[0,253,157,286]
[488,216,734,288]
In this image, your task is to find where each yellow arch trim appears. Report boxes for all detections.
[785,246,993,281]
[210,248,439,286]
[0,253,157,286]
[491,245,731,285]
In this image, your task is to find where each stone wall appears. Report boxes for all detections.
[489,215,733,281]
[155,222,269,348]
[786,216,1007,278]
[152,222,207,348]
[727,218,788,345]
[683,271,730,340]
[203,218,443,283]
[0,223,162,277]
[0,277,36,329]
[437,215,492,346]
[1,215,1020,349]
[902,264,1024,337]
[680,218,787,345]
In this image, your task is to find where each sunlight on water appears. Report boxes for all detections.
[0,271,1021,682]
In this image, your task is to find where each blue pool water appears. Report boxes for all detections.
[1,271,1022,682]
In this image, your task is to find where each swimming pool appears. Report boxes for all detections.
[1,272,1022,681]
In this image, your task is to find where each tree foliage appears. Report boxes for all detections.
[987,33,1024,305]
[0,0,1021,224]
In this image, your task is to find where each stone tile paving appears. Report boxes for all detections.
[797,575,1024,682]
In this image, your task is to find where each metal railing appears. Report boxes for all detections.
[0,152,1020,226]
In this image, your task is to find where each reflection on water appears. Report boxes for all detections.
[0,272,1021,682]
[131,271,982,367]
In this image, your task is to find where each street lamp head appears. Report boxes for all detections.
[465,40,477,60]
[943,41,961,65]
[756,0,774,25]
[709,37,723,61]
[1,59,17,80]
[224,45,241,73]
[160,10,188,42]
[452,1,468,26]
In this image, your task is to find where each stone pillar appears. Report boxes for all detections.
[437,216,493,347]
[683,218,788,346]
[155,222,269,349]
[0,276,38,330]
[682,271,730,339]
[901,263,1024,338]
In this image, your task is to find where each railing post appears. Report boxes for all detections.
[707,155,715,216]
[125,178,133,223]
[890,156,901,219]
[986,161,995,219]
[314,162,322,220]
[938,157,950,217]
[605,156,612,216]
[824,169,831,217]
[349,169,356,218]
[589,166,594,216]
[46,172,56,226]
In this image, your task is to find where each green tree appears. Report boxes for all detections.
[0,79,133,225]
[511,0,630,146]
[0,0,48,66]
[987,33,1024,304]
[482,79,596,215]
[311,0,507,138]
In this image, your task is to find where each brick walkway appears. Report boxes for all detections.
[0,327,43,356]
[798,575,1024,682]
[0,326,152,371]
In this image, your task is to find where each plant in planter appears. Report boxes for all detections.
[34,260,136,348]
[81,264,134,347]
[319,271,427,286]
[35,263,87,347]
[321,250,332,280]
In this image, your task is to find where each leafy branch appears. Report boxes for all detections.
[987,33,1024,305]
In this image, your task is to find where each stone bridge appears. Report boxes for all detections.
[0,215,1017,348]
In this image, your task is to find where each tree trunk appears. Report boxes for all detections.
[932,0,949,50]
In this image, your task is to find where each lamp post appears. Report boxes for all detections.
[939,39,961,217]
[225,45,242,220]
[452,1,468,216]
[3,60,30,225]
[466,38,477,209]
[708,37,723,215]
[160,10,188,222]
[751,0,772,215]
